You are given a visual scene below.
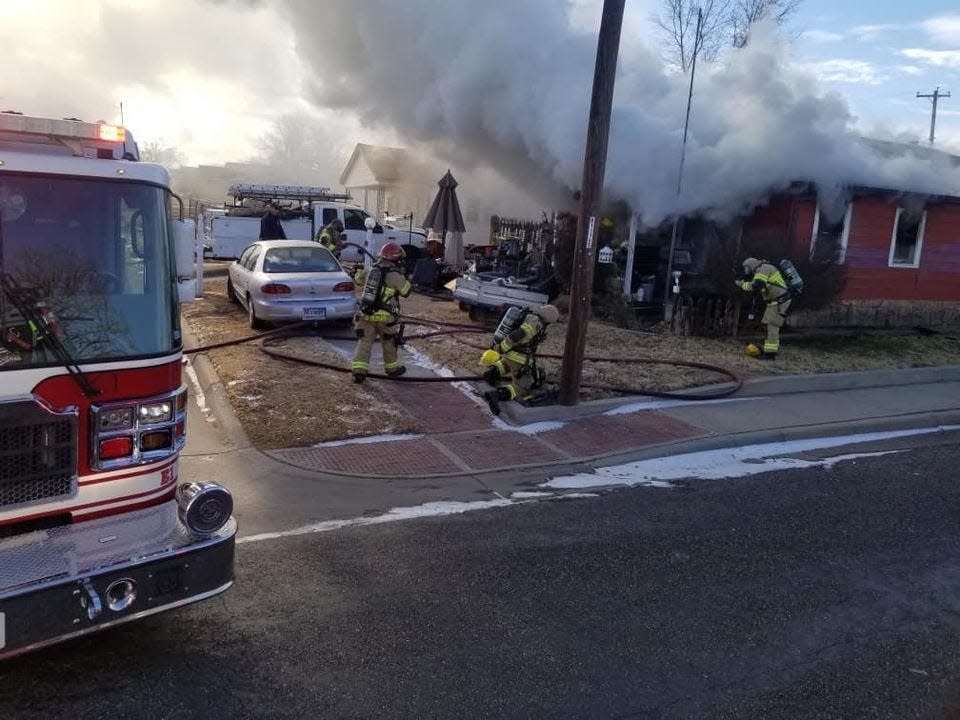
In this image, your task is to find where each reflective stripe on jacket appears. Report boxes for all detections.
[498,316,545,359]
[738,262,789,303]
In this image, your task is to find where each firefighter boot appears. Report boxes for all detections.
[386,365,407,377]
[483,387,512,416]
[353,372,366,384]
[757,352,777,361]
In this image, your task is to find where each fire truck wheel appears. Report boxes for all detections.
[227,277,239,305]
[247,295,266,330]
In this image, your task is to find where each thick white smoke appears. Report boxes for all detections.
[276,0,960,226]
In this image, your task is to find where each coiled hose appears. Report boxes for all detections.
[185,308,744,401]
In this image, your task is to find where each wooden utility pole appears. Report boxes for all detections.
[917,87,951,144]
[558,0,626,406]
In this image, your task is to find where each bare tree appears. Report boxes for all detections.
[656,0,802,70]
[729,0,801,48]
[655,0,732,73]
[139,141,185,169]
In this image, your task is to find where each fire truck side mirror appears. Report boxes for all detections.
[175,219,197,303]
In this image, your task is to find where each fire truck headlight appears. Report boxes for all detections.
[177,482,233,537]
[139,401,173,425]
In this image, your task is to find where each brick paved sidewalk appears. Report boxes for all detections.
[267,402,703,477]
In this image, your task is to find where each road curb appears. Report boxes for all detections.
[264,408,960,481]
[181,319,251,450]
[501,364,960,424]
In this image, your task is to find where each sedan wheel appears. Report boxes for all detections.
[247,295,266,330]
[227,276,239,304]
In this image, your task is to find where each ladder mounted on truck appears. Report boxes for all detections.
[227,184,352,204]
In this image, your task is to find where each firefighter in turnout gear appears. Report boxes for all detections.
[351,242,412,383]
[479,304,560,415]
[737,257,791,359]
[316,219,344,255]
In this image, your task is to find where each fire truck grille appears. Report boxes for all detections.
[0,400,78,511]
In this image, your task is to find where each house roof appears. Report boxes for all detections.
[339,143,411,186]
[861,137,960,168]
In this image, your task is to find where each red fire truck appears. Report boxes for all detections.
[0,113,235,658]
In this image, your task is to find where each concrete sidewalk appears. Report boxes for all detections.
[265,365,960,479]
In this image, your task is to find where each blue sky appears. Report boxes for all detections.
[780,0,959,147]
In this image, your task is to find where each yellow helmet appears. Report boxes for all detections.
[480,349,501,367]
[745,343,761,357]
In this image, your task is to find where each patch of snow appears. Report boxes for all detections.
[239,498,514,544]
[236,395,262,402]
[553,492,600,499]
[511,491,555,499]
[543,426,960,489]
[604,397,760,416]
[182,357,214,422]
[513,420,567,435]
[313,433,423,448]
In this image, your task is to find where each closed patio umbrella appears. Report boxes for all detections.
[422,170,466,266]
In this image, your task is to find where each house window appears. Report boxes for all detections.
[810,203,852,263]
[888,207,926,268]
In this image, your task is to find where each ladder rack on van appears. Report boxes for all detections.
[227,184,352,204]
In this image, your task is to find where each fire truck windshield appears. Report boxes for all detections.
[0,173,180,369]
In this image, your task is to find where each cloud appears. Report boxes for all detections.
[803,30,845,43]
[900,48,960,70]
[896,65,926,77]
[921,13,960,46]
[800,59,889,85]
[851,23,902,40]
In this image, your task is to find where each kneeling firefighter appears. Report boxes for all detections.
[317,219,344,255]
[351,242,412,383]
[479,304,560,415]
[737,257,802,360]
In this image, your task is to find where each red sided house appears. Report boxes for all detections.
[740,185,960,326]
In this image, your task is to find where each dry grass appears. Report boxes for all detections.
[183,280,960,448]
[401,293,960,398]
[182,279,420,449]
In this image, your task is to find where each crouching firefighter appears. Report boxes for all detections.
[351,242,412,383]
[737,257,802,360]
[317,219,344,255]
[479,304,560,415]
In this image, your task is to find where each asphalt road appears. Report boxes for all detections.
[4,439,960,719]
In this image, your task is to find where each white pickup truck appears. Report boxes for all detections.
[203,186,428,262]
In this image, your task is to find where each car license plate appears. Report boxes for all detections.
[302,307,326,320]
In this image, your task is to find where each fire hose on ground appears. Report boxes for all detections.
[184,310,744,401]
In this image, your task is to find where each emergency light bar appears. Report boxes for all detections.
[228,184,353,203]
[0,112,137,161]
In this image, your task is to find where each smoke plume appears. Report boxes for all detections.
[276,0,960,225]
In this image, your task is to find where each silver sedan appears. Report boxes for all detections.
[227,240,357,328]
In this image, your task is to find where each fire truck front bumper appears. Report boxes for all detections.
[0,497,236,660]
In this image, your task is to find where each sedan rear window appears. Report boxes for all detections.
[262,247,339,273]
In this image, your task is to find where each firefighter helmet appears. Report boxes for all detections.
[480,349,501,367]
[378,242,405,262]
[742,257,762,275]
[745,343,762,357]
[534,304,560,324]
